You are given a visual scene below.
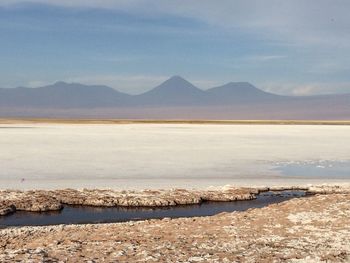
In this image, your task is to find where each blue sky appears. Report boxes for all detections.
[1,0,350,95]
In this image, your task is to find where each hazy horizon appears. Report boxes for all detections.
[2,1,350,119]
[1,75,350,120]
[2,76,350,97]
[1,1,350,96]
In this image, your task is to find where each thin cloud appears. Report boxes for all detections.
[263,82,350,96]
[3,0,350,47]
[244,55,287,62]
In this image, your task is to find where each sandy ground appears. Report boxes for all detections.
[0,192,349,262]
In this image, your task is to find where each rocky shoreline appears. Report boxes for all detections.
[0,184,349,217]
[0,191,349,262]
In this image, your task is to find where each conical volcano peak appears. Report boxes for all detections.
[219,82,270,94]
[145,75,203,94]
[168,75,186,81]
[209,81,271,93]
[160,75,195,88]
[220,82,256,89]
[137,75,206,106]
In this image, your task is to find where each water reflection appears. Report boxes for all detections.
[0,191,306,227]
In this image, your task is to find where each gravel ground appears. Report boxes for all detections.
[0,191,349,262]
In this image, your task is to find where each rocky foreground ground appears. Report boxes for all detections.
[0,186,258,216]
[1,185,348,216]
[0,193,349,262]
[0,185,350,262]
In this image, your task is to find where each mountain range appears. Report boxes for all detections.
[1,76,349,119]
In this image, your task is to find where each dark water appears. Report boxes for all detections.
[0,191,306,227]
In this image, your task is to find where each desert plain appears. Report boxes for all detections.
[1,120,350,262]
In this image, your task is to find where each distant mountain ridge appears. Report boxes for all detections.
[0,81,131,108]
[0,76,349,119]
[0,76,289,108]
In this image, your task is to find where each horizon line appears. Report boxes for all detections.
[2,76,349,97]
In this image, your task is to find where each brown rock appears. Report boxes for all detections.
[1,184,349,216]
[0,201,15,216]
[0,194,349,262]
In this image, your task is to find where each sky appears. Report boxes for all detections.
[1,0,350,95]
